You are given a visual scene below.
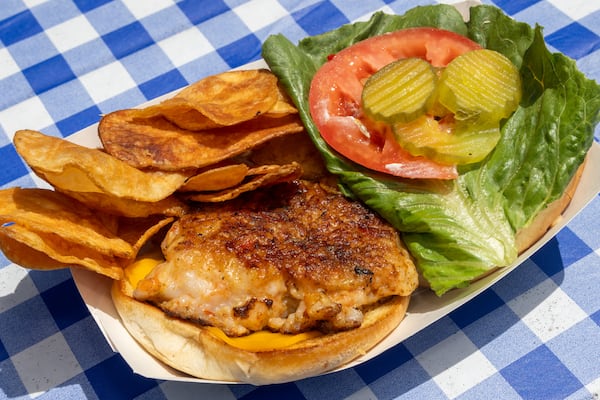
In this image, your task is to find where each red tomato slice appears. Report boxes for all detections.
[308,27,482,179]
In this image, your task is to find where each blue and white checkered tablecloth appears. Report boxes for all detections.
[1,1,599,399]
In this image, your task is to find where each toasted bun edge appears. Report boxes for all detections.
[111,278,410,385]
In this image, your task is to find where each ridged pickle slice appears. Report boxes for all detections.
[393,116,501,165]
[362,58,437,124]
[437,49,521,123]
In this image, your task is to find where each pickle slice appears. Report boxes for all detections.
[437,49,521,123]
[362,58,437,124]
[393,116,501,165]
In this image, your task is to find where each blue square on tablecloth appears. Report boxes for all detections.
[550,253,600,317]
[83,1,134,36]
[449,289,505,329]
[293,1,349,36]
[0,145,28,187]
[29,269,72,293]
[354,343,414,383]
[0,359,28,396]
[86,355,158,399]
[138,69,187,100]
[490,258,549,303]
[40,279,90,330]
[491,0,541,15]
[176,52,230,83]
[459,373,522,400]
[217,33,262,67]
[30,1,80,30]
[372,367,448,400]
[403,316,460,356]
[121,45,179,86]
[296,369,368,399]
[22,55,76,95]
[0,73,30,111]
[139,5,192,42]
[500,344,583,399]
[62,317,114,371]
[39,80,96,128]
[0,10,44,46]
[546,22,600,60]
[533,227,593,274]
[0,338,7,362]
[0,296,58,355]
[102,21,154,60]
[592,309,600,327]
[96,87,147,115]
[463,304,541,370]
[6,31,60,72]
[546,318,600,385]
[178,0,229,25]
[73,0,112,14]
[238,383,305,400]
[57,104,102,136]
[198,11,251,49]
[62,38,115,77]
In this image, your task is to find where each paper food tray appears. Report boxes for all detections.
[71,141,600,383]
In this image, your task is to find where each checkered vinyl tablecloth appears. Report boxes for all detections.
[1,1,599,399]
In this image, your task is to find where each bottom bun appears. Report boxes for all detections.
[111,278,410,385]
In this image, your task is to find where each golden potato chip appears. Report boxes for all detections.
[132,69,281,130]
[246,132,329,180]
[179,164,249,192]
[132,98,221,131]
[0,227,74,271]
[0,223,123,280]
[14,130,191,202]
[116,215,174,257]
[59,190,189,218]
[99,110,303,170]
[267,83,299,117]
[186,162,302,202]
[0,188,133,258]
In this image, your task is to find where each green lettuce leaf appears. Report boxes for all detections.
[262,5,600,295]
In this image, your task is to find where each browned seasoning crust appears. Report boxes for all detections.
[134,180,418,337]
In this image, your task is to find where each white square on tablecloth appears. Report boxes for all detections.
[78,61,136,105]
[11,332,81,396]
[45,15,99,54]
[234,0,288,32]
[22,0,49,8]
[546,0,600,20]
[0,96,54,136]
[0,264,38,313]
[585,375,600,398]
[0,47,21,80]
[507,279,588,343]
[158,27,214,68]
[415,330,498,399]
[122,0,174,20]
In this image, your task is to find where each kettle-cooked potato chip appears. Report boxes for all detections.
[186,162,302,202]
[58,190,189,218]
[116,215,174,256]
[129,69,288,130]
[179,164,249,192]
[0,188,133,258]
[132,69,282,130]
[99,111,303,170]
[14,130,191,202]
[0,223,124,280]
